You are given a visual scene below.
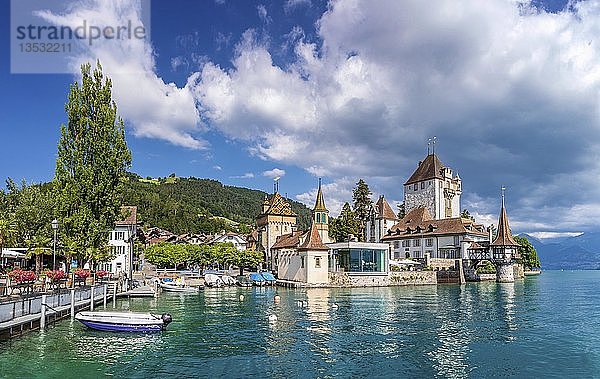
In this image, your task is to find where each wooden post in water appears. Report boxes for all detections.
[112,283,117,309]
[70,289,75,319]
[103,284,107,308]
[40,294,47,330]
[90,286,94,311]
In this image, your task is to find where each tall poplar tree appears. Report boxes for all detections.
[352,179,372,242]
[54,62,131,266]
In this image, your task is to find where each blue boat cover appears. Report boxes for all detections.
[260,272,276,281]
[249,273,265,282]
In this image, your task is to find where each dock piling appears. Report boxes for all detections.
[90,286,95,311]
[40,295,47,330]
[103,284,107,308]
[112,283,117,308]
[70,289,75,319]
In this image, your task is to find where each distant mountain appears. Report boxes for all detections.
[519,233,600,270]
[122,173,312,234]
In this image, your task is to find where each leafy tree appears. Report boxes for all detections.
[514,235,541,269]
[352,179,373,241]
[25,235,52,274]
[54,61,131,266]
[397,202,406,219]
[224,248,264,275]
[461,209,475,222]
[0,218,17,260]
[329,202,360,242]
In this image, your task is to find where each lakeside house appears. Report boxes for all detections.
[208,232,247,251]
[99,206,138,275]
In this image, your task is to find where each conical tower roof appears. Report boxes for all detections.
[491,194,518,247]
[405,154,445,185]
[298,223,329,250]
[313,178,328,212]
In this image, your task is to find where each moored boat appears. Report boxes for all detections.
[249,273,266,286]
[75,311,172,332]
[260,272,276,285]
[160,281,201,293]
[236,275,253,287]
[204,273,224,287]
[221,275,237,286]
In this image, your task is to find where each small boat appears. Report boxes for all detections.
[160,282,201,293]
[236,275,253,287]
[204,273,224,287]
[260,272,276,285]
[221,275,237,286]
[249,273,266,286]
[75,311,172,332]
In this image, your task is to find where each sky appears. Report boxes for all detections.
[1,0,598,239]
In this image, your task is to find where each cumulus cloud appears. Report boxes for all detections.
[36,0,206,150]
[262,168,286,179]
[194,0,600,233]
[257,4,272,25]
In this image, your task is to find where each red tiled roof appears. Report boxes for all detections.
[405,154,445,185]
[298,224,329,251]
[116,206,137,225]
[375,195,398,220]
[271,230,304,249]
[382,207,487,240]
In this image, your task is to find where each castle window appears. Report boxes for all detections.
[426,238,433,247]
[322,214,327,224]
[421,182,425,189]
[315,256,321,268]
[316,213,320,223]
[413,184,418,191]
[402,240,410,247]
[394,241,400,249]
[301,256,305,268]
[414,239,421,247]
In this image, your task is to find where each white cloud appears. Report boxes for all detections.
[527,232,584,240]
[230,172,255,179]
[213,165,222,171]
[36,0,207,150]
[296,177,354,217]
[284,0,311,14]
[262,168,286,179]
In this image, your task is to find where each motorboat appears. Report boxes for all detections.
[158,277,201,293]
[221,275,237,286]
[75,311,172,332]
[236,275,253,287]
[260,272,276,285]
[248,273,266,286]
[204,273,224,287]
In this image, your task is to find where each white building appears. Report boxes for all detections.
[210,232,247,251]
[103,206,137,276]
[366,195,398,243]
[404,153,462,220]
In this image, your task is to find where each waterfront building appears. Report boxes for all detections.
[272,181,389,285]
[366,195,398,243]
[491,190,520,282]
[102,206,137,275]
[256,192,297,271]
[381,207,488,261]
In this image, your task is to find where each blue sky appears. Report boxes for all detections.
[3,0,599,238]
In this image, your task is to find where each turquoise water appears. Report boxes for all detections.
[1,271,600,378]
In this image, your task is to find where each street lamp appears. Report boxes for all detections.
[51,219,58,271]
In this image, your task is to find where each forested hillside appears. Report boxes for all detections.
[122,173,312,234]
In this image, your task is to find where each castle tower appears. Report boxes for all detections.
[403,153,462,220]
[256,191,297,271]
[491,188,520,283]
[366,195,398,242]
[313,178,331,243]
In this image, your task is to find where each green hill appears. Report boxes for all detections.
[122,173,312,234]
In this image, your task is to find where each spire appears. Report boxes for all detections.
[298,223,329,250]
[491,187,518,246]
[313,178,327,212]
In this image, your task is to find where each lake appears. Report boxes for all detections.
[1,270,599,378]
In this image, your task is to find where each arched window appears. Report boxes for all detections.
[316,213,321,223]
[322,214,327,224]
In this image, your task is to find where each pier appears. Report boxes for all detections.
[0,281,152,341]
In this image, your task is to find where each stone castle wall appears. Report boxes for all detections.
[405,184,436,217]
[328,271,437,287]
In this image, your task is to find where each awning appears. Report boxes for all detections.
[1,249,26,259]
